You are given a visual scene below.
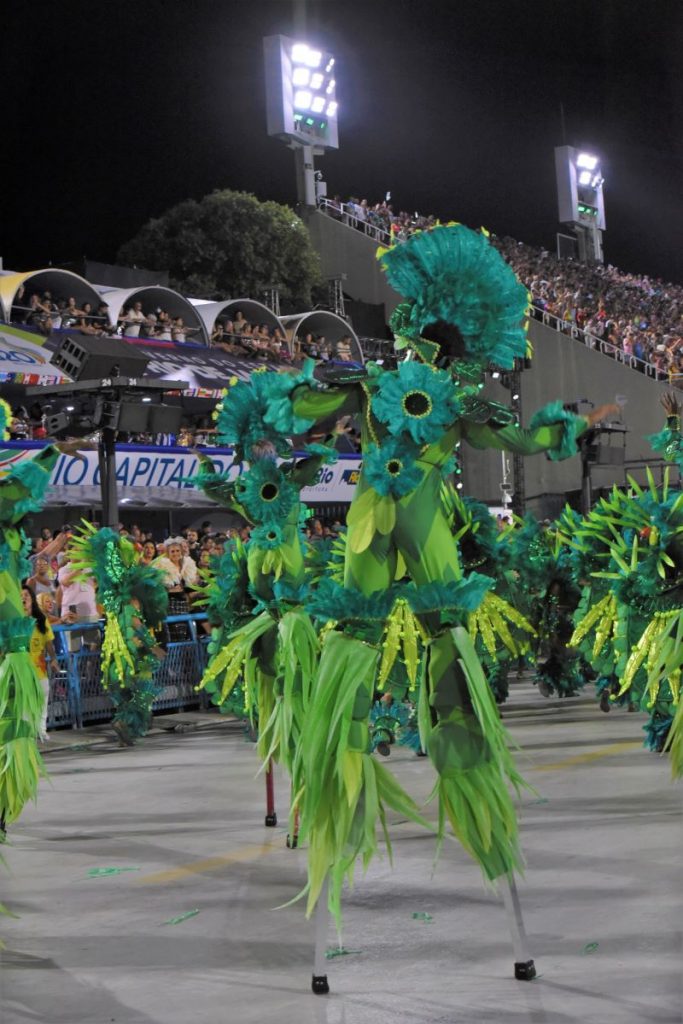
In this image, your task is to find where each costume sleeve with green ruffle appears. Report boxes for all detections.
[647,414,683,467]
[0,445,59,525]
[463,403,588,459]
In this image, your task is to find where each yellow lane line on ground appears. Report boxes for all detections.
[137,841,280,885]
[531,740,642,772]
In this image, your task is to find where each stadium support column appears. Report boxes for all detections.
[98,420,119,529]
[294,144,317,207]
[510,366,526,516]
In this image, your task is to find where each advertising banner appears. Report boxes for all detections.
[0,443,361,504]
[0,325,70,384]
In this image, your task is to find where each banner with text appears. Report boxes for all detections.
[0,444,361,504]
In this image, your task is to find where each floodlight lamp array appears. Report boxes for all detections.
[291,41,337,121]
[576,152,598,170]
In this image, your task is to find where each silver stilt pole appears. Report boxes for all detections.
[499,872,537,980]
[311,879,330,994]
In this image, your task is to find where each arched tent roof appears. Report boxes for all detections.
[190,298,284,348]
[96,286,209,344]
[280,312,364,364]
[0,269,103,324]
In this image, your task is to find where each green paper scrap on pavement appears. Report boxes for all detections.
[162,909,201,926]
[325,947,362,960]
[412,912,433,923]
[87,867,140,878]
[533,798,549,805]
[582,942,599,954]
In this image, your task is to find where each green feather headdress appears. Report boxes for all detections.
[377,224,530,370]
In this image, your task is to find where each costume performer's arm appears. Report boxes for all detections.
[462,403,619,458]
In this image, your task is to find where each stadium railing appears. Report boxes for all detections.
[47,614,212,731]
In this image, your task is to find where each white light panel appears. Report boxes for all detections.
[294,90,313,110]
[310,72,323,90]
[578,169,592,186]
[577,152,598,170]
[292,67,310,86]
[326,100,337,117]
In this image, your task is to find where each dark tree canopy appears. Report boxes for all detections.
[117,190,322,307]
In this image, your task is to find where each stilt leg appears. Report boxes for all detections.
[311,879,330,994]
[286,806,299,849]
[264,758,277,827]
[499,872,536,980]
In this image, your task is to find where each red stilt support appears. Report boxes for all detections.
[264,758,277,827]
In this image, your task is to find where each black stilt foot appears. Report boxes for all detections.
[312,974,329,995]
[265,812,277,827]
[286,833,298,849]
[514,960,537,981]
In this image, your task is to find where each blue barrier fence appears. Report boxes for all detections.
[47,614,211,730]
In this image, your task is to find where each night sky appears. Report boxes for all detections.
[3,0,682,283]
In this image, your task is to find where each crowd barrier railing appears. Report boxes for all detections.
[528,306,670,382]
[47,614,211,732]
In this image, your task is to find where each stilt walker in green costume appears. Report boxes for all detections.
[442,485,536,704]
[192,400,345,820]
[0,415,87,831]
[568,392,683,776]
[262,224,618,991]
[67,523,169,745]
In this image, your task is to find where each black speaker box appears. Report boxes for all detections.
[51,332,150,381]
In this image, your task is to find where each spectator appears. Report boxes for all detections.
[27,556,57,597]
[334,334,353,361]
[119,300,148,338]
[56,554,100,652]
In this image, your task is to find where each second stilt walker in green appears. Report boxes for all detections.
[268,224,619,922]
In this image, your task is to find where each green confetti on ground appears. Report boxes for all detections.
[533,798,549,805]
[162,909,200,926]
[325,947,362,960]
[582,942,599,954]
[87,867,140,878]
[411,912,433,923]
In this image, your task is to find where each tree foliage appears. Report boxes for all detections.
[117,190,322,307]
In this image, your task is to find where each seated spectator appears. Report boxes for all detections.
[155,310,173,341]
[334,334,353,361]
[171,316,187,343]
[62,296,85,328]
[210,322,225,346]
[119,300,148,338]
[233,309,247,334]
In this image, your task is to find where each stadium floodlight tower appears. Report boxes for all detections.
[264,35,339,207]
[554,146,606,263]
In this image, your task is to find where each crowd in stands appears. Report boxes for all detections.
[210,310,290,360]
[322,193,683,381]
[26,514,346,639]
[492,236,683,378]
[13,289,200,343]
[323,194,437,242]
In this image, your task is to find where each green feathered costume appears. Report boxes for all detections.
[0,412,62,827]
[441,485,535,704]
[67,524,169,742]
[266,224,592,924]
[192,419,335,775]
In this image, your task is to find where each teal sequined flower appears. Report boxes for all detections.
[371,361,459,444]
[250,523,285,550]
[233,460,297,525]
[363,437,423,498]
